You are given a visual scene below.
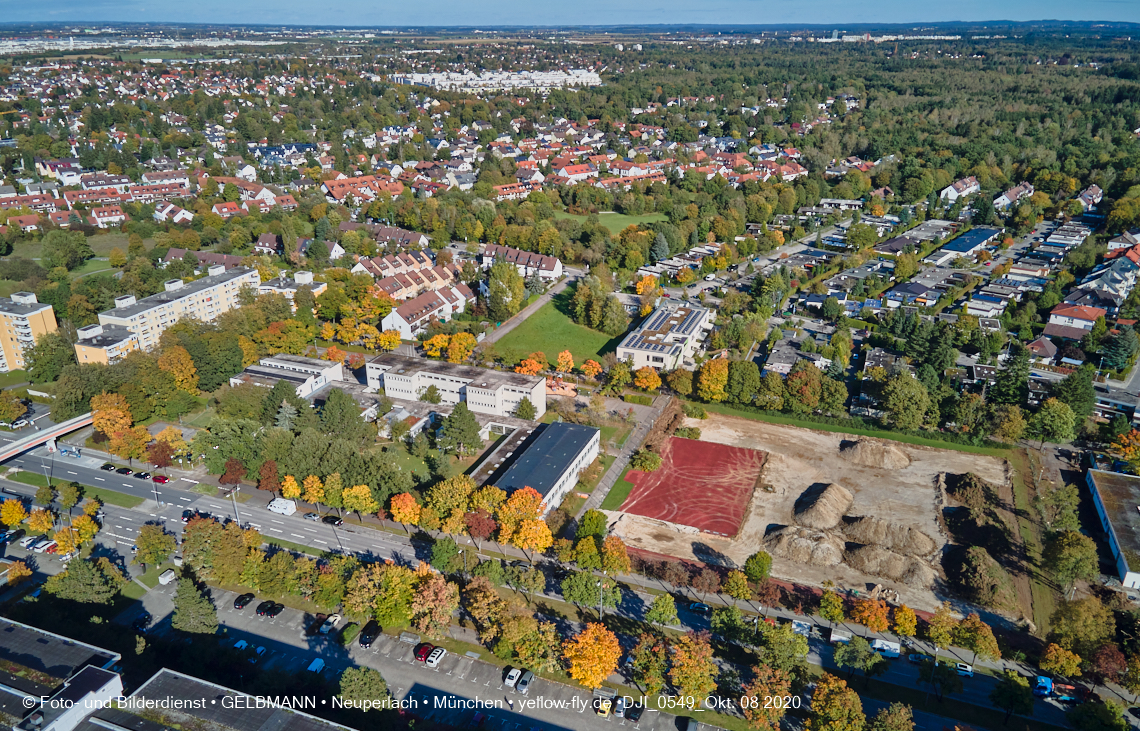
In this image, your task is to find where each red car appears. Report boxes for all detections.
[152,475,170,484]
[414,643,435,662]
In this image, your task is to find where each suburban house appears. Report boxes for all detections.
[481,244,563,281]
[1043,303,1106,340]
[379,285,476,339]
[615,303,714,370]
[153,201,194,224]
[939,176,980,203]
[994,182,1035,210]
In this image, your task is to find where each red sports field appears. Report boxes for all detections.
[618,437,766,536]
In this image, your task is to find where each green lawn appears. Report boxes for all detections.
[600,466,637,511]
[599,423,632,450]
[6,471,144,508]
[494,290,622,366]
[0,370,28,388]
[553,210,667,234]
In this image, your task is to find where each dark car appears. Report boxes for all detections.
[414,643,435,662]
[625,704,645,722]
[265,603,284,618]
[133,472,151,480]
[359,620,380,648]
[322,515,343,527]
[689,602,712,616]
[306,614,328,636]
[2,529,24,544]
[255,600,276,616]
[132,613,151,633]
[115,467,133,475]
[100,463,117,471]
[181,510,196,524]
[234,593,255,610]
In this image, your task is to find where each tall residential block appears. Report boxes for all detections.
[0,292,58,372]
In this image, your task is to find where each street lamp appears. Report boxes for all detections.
[229,485,241,525]
[596,579,604,620]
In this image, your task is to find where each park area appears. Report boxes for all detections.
[552,210,666,234]
[607,412,1013,612]
[618,436,765,537]
[492,290,620,367]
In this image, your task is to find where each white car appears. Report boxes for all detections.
[956,663,974,677]
[32,539,55,553]
[319,614,341,634]
[18,536,37,548]
[425,647,447,669]
[504,667,522,688]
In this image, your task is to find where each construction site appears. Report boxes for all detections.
[606,411,1011,612]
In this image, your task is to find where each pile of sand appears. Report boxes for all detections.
[841,516,937,557]
[839,439,911,470]
[763,526,844,566]
[793,483,854,530]
[844,545,936,587]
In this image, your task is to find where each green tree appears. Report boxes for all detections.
[134,524,177,570]
[338,667,388,708]
[820,589,845,625]
[808,673,866,731]
[34,484,54,507]
[1031,397,1076,448]
[882,373,930,430]
[630,632,669,696]
[645,594,678,626]
[58,482,80,514]
[834,636,884,682]
[989,344,1030,406]
[990,670,1034,723]
[1049,596,1116,657]
[1067,701,1128,731]
[868,703,914,731]
[437,402,483,456]
[1052,366,1096,420]
[1043,530,1099,591]
[743,550,772,583]
[918,660,963,702]
[44,558,124,604]
[41,230,94,271]
[727,360,762,404]
[171,577,218,634]
[514,397,537,420]
[24,331,77,383]
[430,536,460,574]
[488,260,526,321]
[561,571,618,614]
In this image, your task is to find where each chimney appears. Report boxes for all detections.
[164,279,184,292]
[207,264,226,276]
[77,324,103,340]
[113,295,136,308]
[10,292,37,305]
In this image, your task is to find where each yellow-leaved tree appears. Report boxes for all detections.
[27,508,54,533]
[0,499,26,527]
[556,350,574,373]
[563,623,621,689]
[343,484,379,516]
[91,392,132,437]
[389,493,421,525]
[423,334,450,358]
[157,345,199,393]
[513,518,553,554]
[301,475,324,505]
[376,330,401,352]
[72,514,99,543]
[280,475,301,500]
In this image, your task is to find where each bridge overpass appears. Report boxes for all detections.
[0,413,93,463]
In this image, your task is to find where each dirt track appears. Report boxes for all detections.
[608,413,1010,612]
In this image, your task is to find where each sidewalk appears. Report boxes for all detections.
[481,274,576,346]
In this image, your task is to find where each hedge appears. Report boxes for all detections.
[624,394,653,406]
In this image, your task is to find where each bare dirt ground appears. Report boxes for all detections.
[608,413,1011,612]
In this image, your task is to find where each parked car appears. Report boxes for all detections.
[625,704,645,722]
[134,472,151,480]
[956,663,974,678]
[322,515,343,527]
[265,603,284,618]
[593,698,612,717]
[249,647,266,664]
[158,569,177,585]
[234,593,255,610]
[307,658,324,673]
[516,670,534,695]
[504,667,522,688]
[319,614,341,634]
[32,539,55,553]
[234,640,249,650]
[115,467,132,475]
[12,420,29,429]
[689,602,711,616]
[181,510,196,523]
[425,647,447,668]
[908,653,932,664]
[132,613,151,633]
[100,463,117,471]
[152,475,170,484]
[3,529,24,544]
[17,536,37,548]
[255,601,276,616]
[614,696,626,717]
[359,620,380,648]
[303,512,320,521]
[414,644,435,662]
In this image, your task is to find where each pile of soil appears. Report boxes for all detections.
[839,439,911,469]
[841,516,937,557]
[844,545,936,587]
[763,526,844,566]
[793,483,854,530]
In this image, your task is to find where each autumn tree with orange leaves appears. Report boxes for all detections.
[497,487,544,544]
[581,359,603,379]
[851,598,890,633]
[1113,429,1140,470]
[390,493,421,526]
[514,518,553,554]
[515,359,542,376]
[633,366,662,392]
[157,345,199,393]
[556,350,574,373]
[91,392,132,437]
[563,623,622,688]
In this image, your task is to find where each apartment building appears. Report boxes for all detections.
[97,265,260,351]
[0,293,58,373]
[258,270,328,304]
[366,353,546,419]
[230,354,343,399]
[73,324,140,365]
[615,303,713,370]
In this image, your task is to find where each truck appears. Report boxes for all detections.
[158,569,177,586]
[870,639,901,658]
[829,628,852,644]
[267,498,297,516]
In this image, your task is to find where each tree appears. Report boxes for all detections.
[24,332,77,384]
[727,360,762,403]
[44,557,125,603]
[514,397,537,420]
[1031,397,1076,447]
[556,350,574,373]
[27,509,53,533]
[954,613,1001,662]
[807,673,865,731]
[220,458,246,485]
[631,632,669,695]
[667,368,693,396]
[412,572,460,639]
[438,402,483,456]
[893,605,917,641]
[990,344,1030,405]
[1050,596,1116,657]
[338,667,388,708]
[488,260,526,321]
[990,403,1027,443]
[34,484,54,507]
[1,499,26,528]
[42,230,93,271]
[742,665,792,731]
[634,366,662,392]
[743,551,772,583]
[851,598,890,633]
[281,475,301,500]
[724,570,752,602]
[834,636,883,682]
[0,391,25,425]
[882,373,930,430]
[343,484,379,516]
[514,518,553,554]
[670,632,719,702]
[135,524,176,570]
[1091,644,1128,684]
[561,571,619,614]
[1040,643,1082,678]
[918,659,963,702]
[158,346,199,393]
[1044,530,1098,591]
[147,440,175,474]
[108,425,150,464]
[563,622,621,689]
[990,670,1033,723]
[257,459,280,494]
[302,474,324,505]
[820,589,845,625]
[7,560,31,586]
[868,703,914,731]
[696,359,729,402]
[646,594,679,626]
[582,360,603,380]
[1067,700,1129,731]
[1052,366,1096,420]
[926,602,958,653]
[601,535,631,575]
[390,493,421,526]
[172,577,218,634]
[497,486,544,544]
[91,392,132,437]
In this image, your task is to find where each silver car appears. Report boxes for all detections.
[516,670,534,695]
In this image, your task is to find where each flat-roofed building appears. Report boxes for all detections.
[615,303,713,370]
[229,354,343,399]
[1086,468,1140,588]
[483,422,600,513]
[0,292,57,372]
[366,353,545,419]
[257,270,328,306]
[73,324,140,365]
[97,266,260,351]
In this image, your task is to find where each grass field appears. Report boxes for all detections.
[600,466,637,510]
[0,370,27,388]
[494,290,621,366]
[553,210,666,234]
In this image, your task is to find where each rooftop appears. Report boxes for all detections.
[0,293,50,317]
[76,324,136,349]
[487,422,600,500]
[368,353,543,390]
[618,303,711,353]
[1089,469,1140,572]
[101,267,258,319]
[0,619,118,697]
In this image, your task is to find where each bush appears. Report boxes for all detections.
[339,623,360,645]
[675,427,702,440]
[682,403,707,419]
[624,394,653,406]
[629,449,662,472]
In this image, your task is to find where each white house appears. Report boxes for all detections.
[380,284,475,339]
[940,176,980,203]
[481,244,563,281]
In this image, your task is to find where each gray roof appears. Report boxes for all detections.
[101,267,257,319]
[491,422,599,499]
[0,619,118,696]
[368,353,542,390]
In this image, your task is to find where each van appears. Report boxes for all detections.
[870,639,900,659]
[158,569,177,585]
[307,658,325,673]
[267,498,297,516]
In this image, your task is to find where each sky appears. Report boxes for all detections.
[5,0,1140,27]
